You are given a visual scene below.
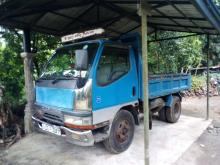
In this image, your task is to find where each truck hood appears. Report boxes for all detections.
[35,79,77,110]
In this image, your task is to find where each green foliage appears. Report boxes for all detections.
[0,30,24,106]
[0,28,60,107]
[32,33,61,78]
[207,35,220,66]
[148,32,203,74]
[148,32,180,73]
[177,36,203,71]
[191,76,206,91]
[191,73,220,92]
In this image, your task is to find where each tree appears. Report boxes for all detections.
[177,35,203,72]
[148,31,203,74]
[0,28,60,107]
[0,29,24,106]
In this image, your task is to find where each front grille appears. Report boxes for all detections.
[42,113,63,126]
[33,104,64,126]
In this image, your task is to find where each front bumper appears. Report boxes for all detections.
[32,116,95,146]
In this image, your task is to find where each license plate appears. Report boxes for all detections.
[41,123,61,136]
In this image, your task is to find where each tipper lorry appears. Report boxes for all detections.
[32,30,191,153]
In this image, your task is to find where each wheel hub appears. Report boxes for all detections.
[115,120,130,143]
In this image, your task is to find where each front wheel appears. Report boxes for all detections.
[103,110,135,154]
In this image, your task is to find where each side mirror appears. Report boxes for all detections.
[75,49,88,70]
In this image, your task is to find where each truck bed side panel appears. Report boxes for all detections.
[149,74,191,99]
[140,74,191,100]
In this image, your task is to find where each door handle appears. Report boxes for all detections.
[132,86,136,96]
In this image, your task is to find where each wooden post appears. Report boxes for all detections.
[140,1,150,164]
[206,34,210,120]
[21,29,35,134]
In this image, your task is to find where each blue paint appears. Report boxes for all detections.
[119,33,142,99]
[165,95,173,107]
[36,86,74,110]
[92,43,138,111]
[148,75,191,99]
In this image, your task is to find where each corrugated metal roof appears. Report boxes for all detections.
[0,0,220,36]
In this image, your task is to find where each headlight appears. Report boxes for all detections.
[64,115,92,126]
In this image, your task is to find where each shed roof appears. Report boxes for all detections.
[0,0,220,36]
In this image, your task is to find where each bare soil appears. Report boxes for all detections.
[182,96,220,120]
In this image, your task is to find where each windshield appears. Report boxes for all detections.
[41,43,99,79]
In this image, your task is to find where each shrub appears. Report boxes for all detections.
[191,75,206,91]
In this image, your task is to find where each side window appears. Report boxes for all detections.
[97,45,130,86]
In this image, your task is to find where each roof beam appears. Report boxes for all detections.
[148,0,191,5]
[99,1,140,23]
[62,19,122,36]
[150,15,205,21]
[148,33,202,43]
[152,3,169,9]
[0,0,94,19]
[153,7,192,32]
[59,4,122,35]
[102,15,124,28]
[192,0,220,33]
[105,0,138,4]
[61,4,96,33]
[148,22,215,30]
[153,28,216,34]
[165,0,206,33]
[107,0,192,10]
[29,13,47,27]
[0,0,36,21]
[121,24,141,35]
[52,11,122,25]
[4,18,59,35]
[52,10,122,34]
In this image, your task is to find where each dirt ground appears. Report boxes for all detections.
[182,96,220,120]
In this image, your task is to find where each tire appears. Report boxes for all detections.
[149,111,152,130]
[158,107,167,122]
[166,96,181,123]
[103,110,135,154]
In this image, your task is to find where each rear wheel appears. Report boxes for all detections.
[103,110,135,154]
[166,96,181,123]
[158,107,167,122]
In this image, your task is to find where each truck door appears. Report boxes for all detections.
[92,44,138,124]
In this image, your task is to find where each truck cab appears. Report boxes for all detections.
[32,33,191,153]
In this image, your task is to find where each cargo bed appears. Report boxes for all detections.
[149,74,191,99]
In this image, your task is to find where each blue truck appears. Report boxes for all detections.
[32,33,191,153]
